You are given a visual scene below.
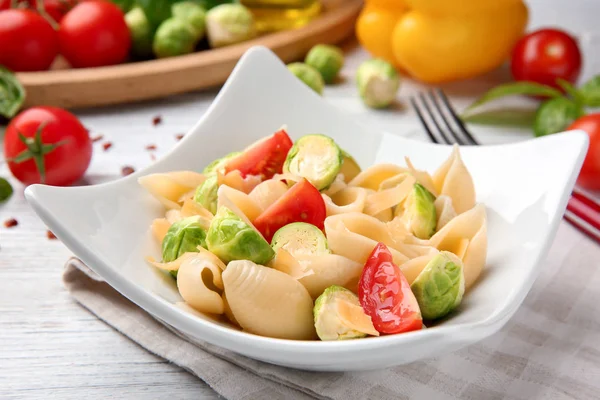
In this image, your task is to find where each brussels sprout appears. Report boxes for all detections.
[410,251,465,320]
[287,62,325,95]
[356,59,400,109]
[305,44,344,84]
[162,216,209,277]
[194,175,219,214]
[314,285,376,340]
[206,206,275,264]
[283,134,342,190]
[172,1,207,40]
[153,18,198,58]
[404,183,437,240]
[125,7,154,58]
[338,149,361,183]
[205,3,257,48]
[271,222,330,256]
[202,151,241,175]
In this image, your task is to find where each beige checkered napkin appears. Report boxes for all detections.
[63,222,600,400]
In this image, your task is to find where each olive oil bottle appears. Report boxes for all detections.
[240,0,321,33]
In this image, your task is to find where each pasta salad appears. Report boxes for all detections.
[140,129,487,341]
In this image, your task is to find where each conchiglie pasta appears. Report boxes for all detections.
[434,195,457,231]
[433,145,476,214]
[404,157,438,196]
[322,174,347,197]
[177,254,224,314]
[364,175,416,217]
[322,187,369,216]
[249,179,289,211]
[349,164,407,191]
[429,203,487,289]
[217,185,262,222]
[151,218,171,243]
[217,170,262,194]
[222,260,316,340]
[398,251,440,284]
[139,171,206,209]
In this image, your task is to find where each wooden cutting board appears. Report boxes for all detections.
[16,0,363,110]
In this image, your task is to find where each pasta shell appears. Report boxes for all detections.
[434,195,457,231]
[217,185,262,222]
[151,218,171,243]
[429,203,487,290]
[404,157,438,196]
[364,175,416,217]
[322,187,369,216]
[223,260,316,340]
[180,199,214,222]
[295,254,364,299]
[139,171,206,209]
[322,173,347,197]
[269,248,315,280]
[166,209,183,224]
[349,164,407,191]
[398,251,440,284]
[249,180,289,211]
[177,253,224,315]
[432,145,476,214]
[217,170,262,194]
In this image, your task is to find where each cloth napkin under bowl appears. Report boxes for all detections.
[63,223,600,400]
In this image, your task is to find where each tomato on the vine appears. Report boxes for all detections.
[567,114,600,191]
[511,28,582,90]
[59,0,130,68]
[0,10,58,72]
[358,242,423,335]
[39,0,76,23]
[4,107,92,186]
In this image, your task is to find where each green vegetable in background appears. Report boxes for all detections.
[187,0,233,10]
[355,59,400,109]
[172,1,206,40]
[194,175,218,214]
[410,251,465,320]
[206,206,274,265]
[533,97,583,137]
[153,18,198,58]
[305,44,344,84]
[0,66,25,119]
[136,0,173,30]
[464,81,563,114]
[126,7,154,58]
[110,0,134,13]
[287,63,325,95]
[0,177,13,203]
[578,76,600,107]
[205,3,257,48]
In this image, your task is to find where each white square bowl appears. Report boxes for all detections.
[25,46,589,372]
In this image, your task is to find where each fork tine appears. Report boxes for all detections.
[417,93,454,145]
[410,97,442,144]
[427,90,466,146]
[437,89,479,145]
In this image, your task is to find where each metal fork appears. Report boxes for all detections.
[411,89,600,244]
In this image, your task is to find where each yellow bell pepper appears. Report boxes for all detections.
[356,0,528,83]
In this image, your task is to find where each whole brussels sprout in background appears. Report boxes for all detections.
[305,44,345,84]
[410,251,465,320]
[125,7,154,58]
[172,1,207,40]
[162,216,209,277]
[287,63,325,95]
[153,18,198,59]
[404,183,437,240]
[205,3,257,48]
[194,175,218,214]
[356,58,401,108]
[314,285,374,341]
[206,207,275,265]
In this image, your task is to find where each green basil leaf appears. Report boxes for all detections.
[461,107,537,128]
[578,75,600,107]
[556,78,583,105]
[176,0,233,9]
[533,97,583,137]
[136,0,174,30]
[0,66,25,119]
[0,177,13,203]
[110,0,135,13]
[464,81,563,114]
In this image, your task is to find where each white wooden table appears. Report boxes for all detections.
[1,2,598,398]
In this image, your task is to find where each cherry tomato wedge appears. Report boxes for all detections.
[358,243,423,335]
[225,129,293,179]
[253,178,326,242]
[567,113,600,191]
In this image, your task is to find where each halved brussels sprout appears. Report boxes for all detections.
[206,206,274,265]
[314,285,378,340]
[205,3,257,48]
[283,134,343,190]
[202,151,241,175]
[162,216,209,277]
[305,44,344,84]
[194,175,219,214]
[404,183,437,240]
[271,222,330,256]
[410,251,465,320]
[338,149,361,183]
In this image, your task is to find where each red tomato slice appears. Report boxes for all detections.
[253,178,326,242]
[225,129,293,179]
[358,243,423,335]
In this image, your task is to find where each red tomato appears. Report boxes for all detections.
[0,10,58,71]
[567,114,600,191]
[253,178,326,242]
[58,0,130,68]
[358,243,422,335]
[225,129,293,179]
[4,107,92,186]
[511,28,582,90]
